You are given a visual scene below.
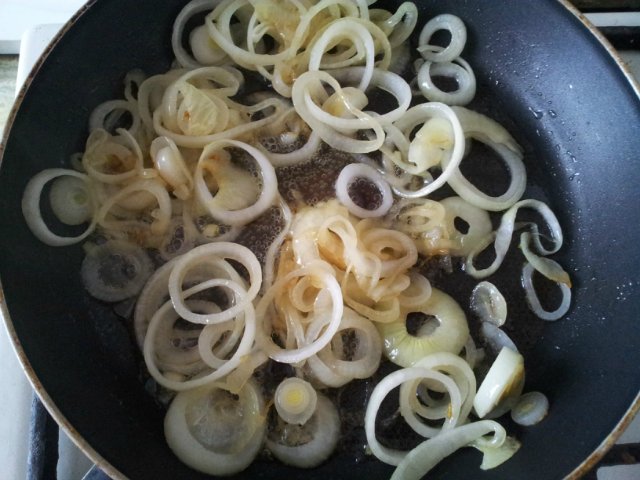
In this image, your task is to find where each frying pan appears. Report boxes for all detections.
[1,0,639,478]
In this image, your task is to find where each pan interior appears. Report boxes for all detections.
[0,1,639,479]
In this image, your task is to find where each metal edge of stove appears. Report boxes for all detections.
[3,4,640,480]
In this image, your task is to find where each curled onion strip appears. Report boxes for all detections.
[22,169,97,247]
[256,261,344,364]
[521,262,571,321]
[417,14,467,63]
[465,199,563,278]
[416,56,476,106]
[194,139,278,225]
[365,366,463,466]
[441,196,492,256]
[306,307,382,387]
[168,241,262,324]
[392,102,465,198]
[172,0,223,69]
[335,163,393,218]
[144,279,256,391]
[390,421,506,480]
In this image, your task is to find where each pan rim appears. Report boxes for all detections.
[0,0,638,479]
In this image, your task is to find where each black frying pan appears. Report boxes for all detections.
[1,1,639,478]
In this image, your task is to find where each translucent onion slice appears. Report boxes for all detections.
[150,136,193,200]
[81,240,154,302]
[392,102,465,198]
[473,346,525,418]
[441,196,492,256]
[49,175,93,226]
[144,280,256,391]
[194,139,278,226]
[256,261,344,364]
[266,394,340,468]
[390,420,507,480]
[511,391,549,426]
[306,307,382,387]
[274,377,318,425]
[335,163,393,218]
[164,380,265,476]
[377,288,469,367]
[22,168,97,247]
[465,198,563,279]
[480,322,518,356]
[397,271,432,309]
[172,0,222,69]
[365,365,463,466]
[417,14,467,63]
[168,241,262,325]
[521,262,572,321]
[416,56,476,106]
[470,281,507,326]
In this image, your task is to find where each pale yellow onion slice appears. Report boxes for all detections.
[172,0,226,69]
[49,175,93,226]
[403,352,477,429]
[392,102,466,198]
[194,139,277,226]
[274,377,318,425]
[441,195,492,256]
[164,380,265,476]
[473,346,525,418]
[150,136,193,200]
[144,279,256,391]
[266,393,340,468]
[22,168,97,247]
[521,261,572,321]
[377,288,469,367]
[470,281,507,326]
[335,163,393,218]
[390,420,508,480]
[256,261,344,364]
[416,55,476,106]
[364,366,463,466]
[306,307,382,387]
[417,14,467,63]
[465,198,563,279]
[168,241,261,325]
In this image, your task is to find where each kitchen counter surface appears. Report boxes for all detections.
[0,55,18,135]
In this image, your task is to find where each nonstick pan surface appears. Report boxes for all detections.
[1,1,639,479]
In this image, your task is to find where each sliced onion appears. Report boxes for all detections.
[22,169,97,246]
[416,56,476,106]
[470,281,507,326]
[49,175,93,226]
[417,14,467,63]
[441,196,492,256]
[194,139,278,226]
[392,102,466,198]
[511,391,549,426]
[377,288,469,368]
[464,198,563,279]
[335,163,393,218]
[81,240,154,302]
[521,262,572,321]
[480,322,518,355]
[473,346,524,418]
[168,241,261,325]
[390,420,506,480]
[256,261,344,364]
[164,379,265,476]
[172,0,220,69]
[274,377,318,425]
[267,393,340,468]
